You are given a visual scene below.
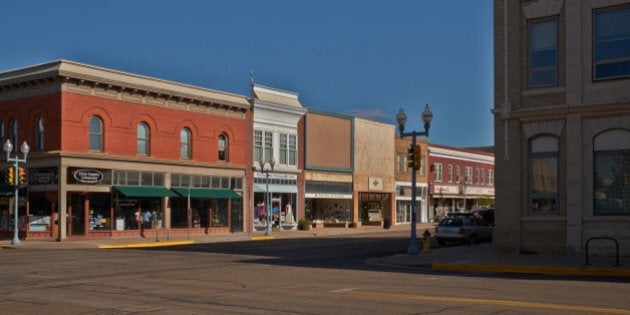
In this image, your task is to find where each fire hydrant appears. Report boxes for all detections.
[422,229,431,253]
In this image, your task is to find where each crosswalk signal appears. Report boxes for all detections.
[6,167,14,185]
[407,146,415,169]
[18,167,26,184]
[413,144,422,170]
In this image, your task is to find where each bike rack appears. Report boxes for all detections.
[585,236,620,266]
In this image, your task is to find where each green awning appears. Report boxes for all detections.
[171,187,242,199]
[114,186,179,197]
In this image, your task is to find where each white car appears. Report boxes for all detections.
[434,216,493,245]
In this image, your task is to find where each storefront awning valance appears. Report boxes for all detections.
[253,183,298,193]
[171,188,242,199]
[114,186,179,197]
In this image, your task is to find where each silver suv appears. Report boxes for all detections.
[435,216,493,245]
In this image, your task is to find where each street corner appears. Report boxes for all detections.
[98,240,194,249]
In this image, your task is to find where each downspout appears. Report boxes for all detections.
[501,0,511,161]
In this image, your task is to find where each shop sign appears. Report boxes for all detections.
[34,169,56,184]
[73,169,104,184]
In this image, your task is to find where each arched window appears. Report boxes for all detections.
[35,115,44,151]
[594,129,630,215]
[528,136,559,214]
[218,133,228,161]
[89,116,103,151]
[137,122,150,155]
[180,128,191,159]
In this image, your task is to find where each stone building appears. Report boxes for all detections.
[493,0,630,255]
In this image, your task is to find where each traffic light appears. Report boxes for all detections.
[407,145,415,169]
[18,167,26,185]
[413,144,421,170]
[6,167,14,185]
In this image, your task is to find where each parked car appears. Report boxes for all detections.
[434,216,493,245]
[471,208,495,227]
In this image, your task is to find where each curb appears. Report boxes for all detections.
[431,263,630,277]
[98,240,194,249]
[251,236,275,241]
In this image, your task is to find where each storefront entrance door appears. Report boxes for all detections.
[68,193,86,236]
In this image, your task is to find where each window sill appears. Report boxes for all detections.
[522,86,565,96]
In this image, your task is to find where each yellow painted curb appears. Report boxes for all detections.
[251,236,275,241]
[98,240,194,249]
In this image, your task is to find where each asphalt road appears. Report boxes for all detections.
[1,231,629,314]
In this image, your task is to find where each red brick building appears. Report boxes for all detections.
[0,60,251,240]
[428,144,495,219]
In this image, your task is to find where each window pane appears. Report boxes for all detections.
[254,130,262,162]
[264,131,272,162]
[137,123,149,155]
[531,157,558,194]
[594,7,630,79]
[279,134,287,164]
[530,18,557,86]
[594,130,630,215]
[289,135,296,166]
[180,128,190,158]
[89,117,102,151]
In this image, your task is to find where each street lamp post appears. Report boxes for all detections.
[255,157,275,236]
[396,104,433,255]
[4,139,29,246]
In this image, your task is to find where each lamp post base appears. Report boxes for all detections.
[11,237,20,246]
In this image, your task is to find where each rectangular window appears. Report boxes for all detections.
[456,165,461,183]
[279,134,287,165]
[481,168,485,185]
[488,170,494,186]
[289,134,297,166]
[529,18,558,87]
[264,131,273,162]
[420,156,426,175]
[254,130,262,163]
[594,130,630,215]
[594,6,630,80]
[396,153,403,173]
[447,165,453,183]
[529,137,559,214]
[435,163,443,182]
[465,167,473,184]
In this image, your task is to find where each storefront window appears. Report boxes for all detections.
[594,129,630,215]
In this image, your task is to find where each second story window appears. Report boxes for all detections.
[180,127,191,159]
[594,6,630,80]
[456,165,461,183]
[218,133,228,162]
[434,163,443,182]
[137,122,149,156]
[488,170,494,186]
[465,166,473,184]
[89,116,103,152]
[35,115,44,151]
[9,119,17,153]
[529,17,558,87]
[447,165,453,183]
[254,130,263,162]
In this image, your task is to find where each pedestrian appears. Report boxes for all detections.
[135,209,145,237]
[143,210,152,229]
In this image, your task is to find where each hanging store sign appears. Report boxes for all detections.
[34,169,56,184]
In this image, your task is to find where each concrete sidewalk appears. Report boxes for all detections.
[2,224,629,278]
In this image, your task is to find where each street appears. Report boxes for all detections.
[1,230,629,314]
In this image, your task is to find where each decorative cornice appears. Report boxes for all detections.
[0,60,251,113]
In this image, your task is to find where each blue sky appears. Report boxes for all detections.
[1,0,494,148]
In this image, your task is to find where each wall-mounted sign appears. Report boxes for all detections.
[72,169,104,184]
[34,169,56,184]
[368,177,383,191]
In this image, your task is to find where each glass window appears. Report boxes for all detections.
[35,115,44,151]
[465,167,473,184]
[435,163,443,182]
[218,133,228,161]
[488,170,494,186]
[137,122,149,155]
[89,116,103,151]
[254,130,262,163]
[529,18,558,87]
[264,131,273,163]
[529,136,559,214]
[594,129,630,215]
[289,134,297,166]
[447,165,453,183]
[456,165,461,183]
[594,6,630,80]
[180,128,191,159]
[279,134,287,164]
[0,121,4,140]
